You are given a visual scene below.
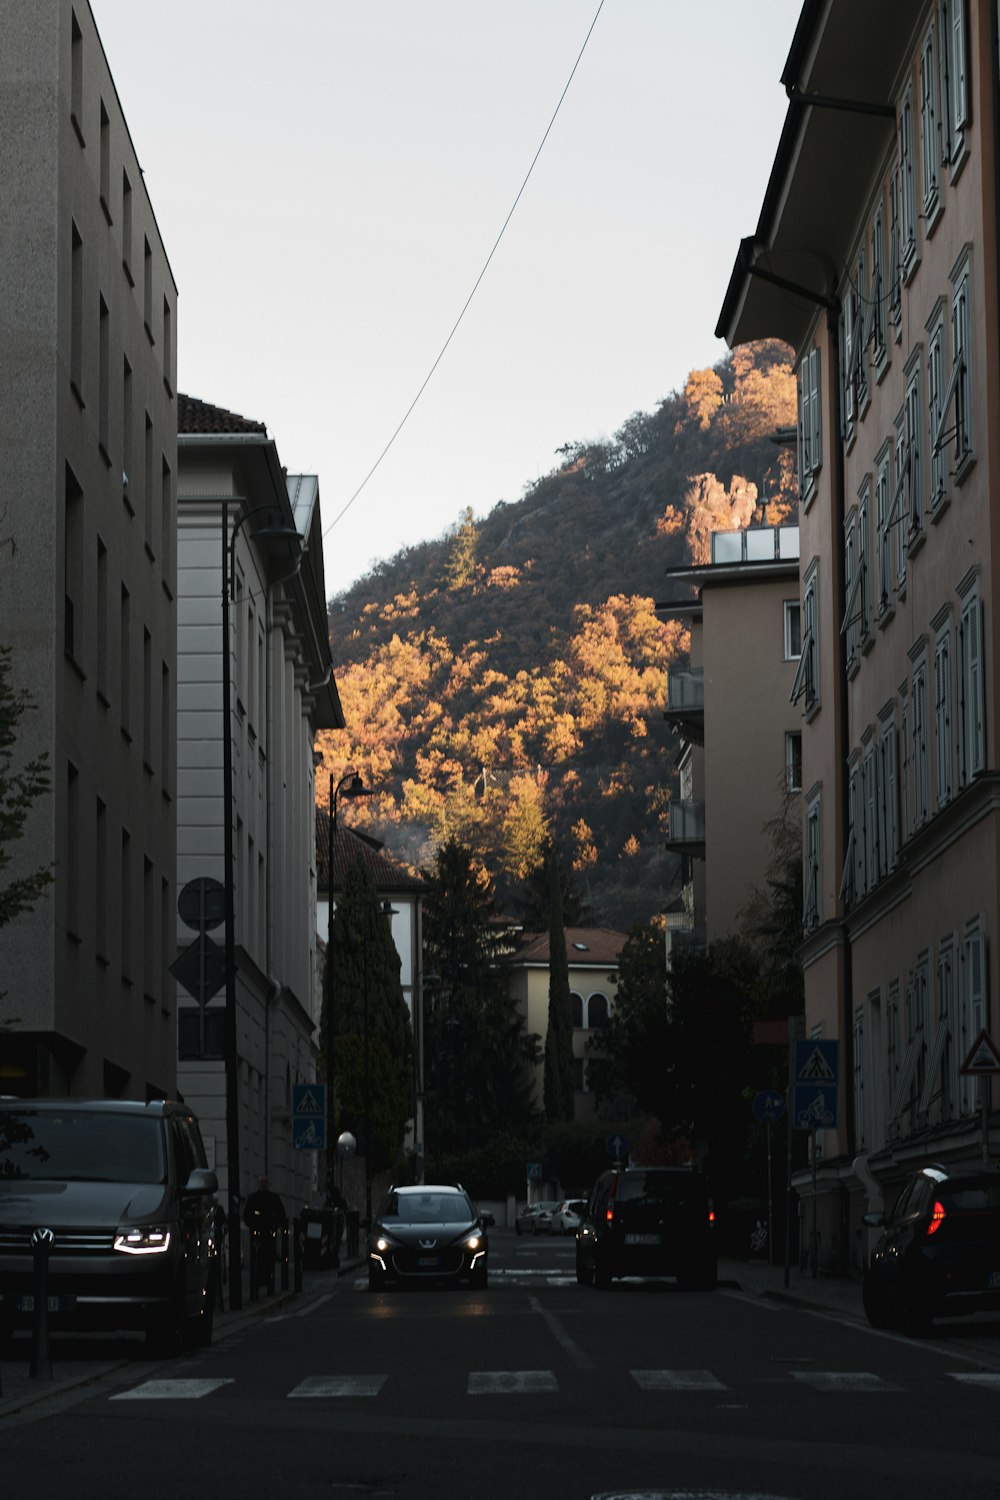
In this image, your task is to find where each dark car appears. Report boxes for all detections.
[576,1165,716,1289]
[0,1099,222,1352]
[368,1184,489,1290]
[862,1163,1000,1334]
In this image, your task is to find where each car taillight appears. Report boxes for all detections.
[927,1200,946,1236]
[708,1210,715,1224]
[606,1179,618,1224]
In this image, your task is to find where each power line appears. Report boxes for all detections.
[322,0,607,543]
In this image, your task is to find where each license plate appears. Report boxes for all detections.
[624,1233,661,1246]
[987,1271,1000,1289]
[16,1295,68,1313]
[417,1256,439,1267]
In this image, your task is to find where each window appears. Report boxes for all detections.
[959,923,987,1114]
[785,731,802,793]
[933,615,953,807]
[854,243,870,414]
[841,757,860,907]
[784,600,801,660]
[893,411,908,594]
[911,954,930,1110]
[853,1006,866,1149]
[791,563,819,713]
[858,481,871,645]
[95,797,108,961]
[804,791,821,930]
[143,627,152,770]
[911,652,930,828]
[900,683,911,843]
[122,169,133,284]
[842,507,860,668]
[927,306,947,508]
[98,294,110,459]
[886,980,901,1108]
[840,288,855,442]
[797,346,822,498]
[948,250,973,472]
[888,164,902,334]
[121,827,132,981]
[70,10,84,143]
[875,443,893,616]
[162,297,173,394]
[99,100,112,220]
[143,856,155,1001]
[588,994,609,1029]
[919,27,939,217]
[905,355,924,546]
[899,86,917,274]
[161,457,172,585]
[957,581,984,784]
[144,414,153,554]
[66,762,80,938]
[161,662,171,794]
[64,465,84,662]
[871,204,887,367]
[863,736,879,892]
[939,0,969,165]
[96,536,108,700]
[878,712,899,875]
[143,236,153,341]
[120,584,131,736]
[70,220,83,401]
[122,356,133,507]
[937,938,956,1117]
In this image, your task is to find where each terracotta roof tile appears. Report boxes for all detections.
[315,819,426,897]
[178,393,267,436]
[508,927,627,967]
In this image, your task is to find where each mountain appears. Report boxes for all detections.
[318,340,796,930]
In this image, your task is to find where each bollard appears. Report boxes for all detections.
[29,1227,55,1380]
[293,1216,302,1293]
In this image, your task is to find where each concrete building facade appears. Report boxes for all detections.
[718,0,1000,1267]
[175,395,343,1220]
[1,1,178,1099]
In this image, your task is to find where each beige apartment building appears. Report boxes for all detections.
[0,2,179,1098]
[718,0,999,1267]
[175,396,344,1218]
[663,525,803,947]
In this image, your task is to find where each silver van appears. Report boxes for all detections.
[0,1099,222,1352]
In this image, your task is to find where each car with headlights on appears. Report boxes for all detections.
[0,1098,222,1353]
[862,1163,1000,1334]
[368,1184,489,1290]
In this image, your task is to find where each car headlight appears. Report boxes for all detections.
[463,1234,481,1252]
[374,1235,398,1253]
[114,1225,172,1256]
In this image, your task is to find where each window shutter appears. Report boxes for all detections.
[952,0,968,133]
[810,350,822,470]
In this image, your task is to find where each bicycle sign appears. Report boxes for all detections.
[793,1039,838,1131]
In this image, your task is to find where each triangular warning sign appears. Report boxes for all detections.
[960,1030,1000,1075]
[798,1045,836,1081]
[296,1088,323,1115]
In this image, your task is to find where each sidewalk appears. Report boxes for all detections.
[721,1255,865,1320]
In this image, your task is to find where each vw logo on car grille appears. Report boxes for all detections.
[419,1238,438,1249]
[31,1227,56,1249]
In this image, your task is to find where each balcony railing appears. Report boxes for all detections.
[711,525,799,566]
[668,799,705,842]
[666,667,704,711]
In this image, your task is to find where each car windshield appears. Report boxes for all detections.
[381,1191,472,1224]
[617,1172,705,1211]
[0,1109,167,1184]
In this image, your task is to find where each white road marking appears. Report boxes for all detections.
[111,1378,234,1401]
[791,1371,899,1391]
[289,1375,387,1398]
[631,1369,727,1391]
[948,1373,1000,1389]
[468,1370,558,1394]
[529,1293,595,1369]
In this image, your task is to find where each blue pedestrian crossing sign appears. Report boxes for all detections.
[292,1083,326,1150]
[793,1040,838,1131]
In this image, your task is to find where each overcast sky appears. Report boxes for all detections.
[91,0,801,598]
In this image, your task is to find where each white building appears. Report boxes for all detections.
[175,395,343,1220]
[0,0,178,1099]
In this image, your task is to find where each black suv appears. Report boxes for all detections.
[863,1163,1000,1334]
[0,1099,222,1351]
[576,1165,716,1289]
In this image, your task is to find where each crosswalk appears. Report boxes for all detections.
[108,1368,990,1401]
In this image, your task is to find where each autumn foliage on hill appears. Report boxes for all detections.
[318,341,795,929]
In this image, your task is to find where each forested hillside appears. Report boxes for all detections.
[318,340,795,929]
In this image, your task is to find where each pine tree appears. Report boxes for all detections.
[443,505,479,590]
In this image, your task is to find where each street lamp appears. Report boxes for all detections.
[221,502,301,1311]
[325,769,375,1193]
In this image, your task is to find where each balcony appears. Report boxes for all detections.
[666,798,705,858]
[664,667,704,745]
[711,525,799,566]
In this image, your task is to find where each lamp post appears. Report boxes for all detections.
[221,500,301,1311]
[325,769,375,1197]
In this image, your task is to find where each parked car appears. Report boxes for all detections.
[862,1163,1000,1334]
[551,1199,588,1236]
[0,1098,222,1353]
[576,1165,716,1289]
[367,1184,489,1290]
[515,1200,559,1235]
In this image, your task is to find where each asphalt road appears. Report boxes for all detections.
[5,1232,1000,1499]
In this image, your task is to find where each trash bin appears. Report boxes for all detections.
[301,1206,341,1270]
[345,1209,360,1259]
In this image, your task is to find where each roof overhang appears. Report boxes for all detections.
[716,0,923,352]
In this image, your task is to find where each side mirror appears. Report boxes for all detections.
[185,1167,219,1196]
[862,1211,884,1228]
[479,1212,495,1228]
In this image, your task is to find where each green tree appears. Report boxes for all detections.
[422,837,540,1169]
[325,856,412,1172]
[542,841,575,1123]
[0,645,53,1004]
[586,920,668,1116]
[443,505,479,591]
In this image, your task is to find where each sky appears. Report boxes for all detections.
[91,0,802,599]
